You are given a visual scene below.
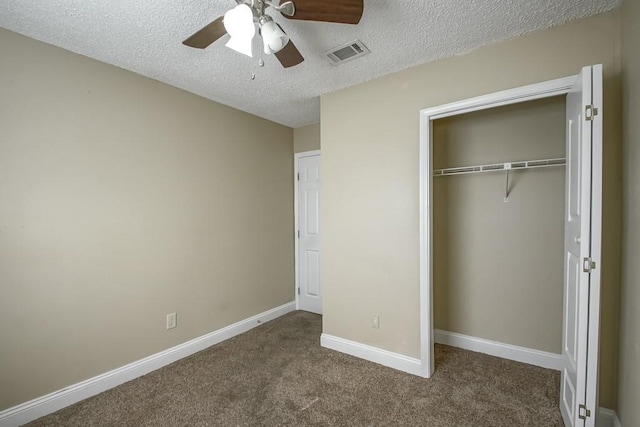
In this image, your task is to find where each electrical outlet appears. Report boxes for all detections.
[166,312,177,330]
[372,315,380,329]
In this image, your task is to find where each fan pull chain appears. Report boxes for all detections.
[251,58,265,80]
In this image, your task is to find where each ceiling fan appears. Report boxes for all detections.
[182,0,364,68]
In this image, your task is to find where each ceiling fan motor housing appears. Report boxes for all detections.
[244,0,296,21]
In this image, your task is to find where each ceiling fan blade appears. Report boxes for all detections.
[275,40,304,68]
[183,16,226,49]
[282,0,363,24]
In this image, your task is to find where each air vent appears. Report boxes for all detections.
[324,40,370,65]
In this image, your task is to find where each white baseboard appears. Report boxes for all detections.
[0,301,296,427]
[320,334,424,377]
[598,407,622,427]
[434,329,563,371]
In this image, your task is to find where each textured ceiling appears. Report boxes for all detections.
[0,0,621,127]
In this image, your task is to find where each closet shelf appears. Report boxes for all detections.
[433,157,566,177]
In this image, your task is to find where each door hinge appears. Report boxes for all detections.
[583,257,596,273]
[297,287,300,295]
[297,173,300,181]
[297,230,300,238]
[585,105,598,121]
[578,404,591,420]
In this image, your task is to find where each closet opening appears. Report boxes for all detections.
[431,96,566,367]
[419,66,603,427]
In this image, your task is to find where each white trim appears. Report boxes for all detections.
[0,302,296,427]
[598,408,622,427]
[434,329,563,371]
[421,75,576,120]
[418,104,433,378]
[418,75,578,381]
[293,150,321,311]
[321,334,423,376]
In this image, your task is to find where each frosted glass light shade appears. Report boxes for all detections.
[261,20,288,54]
[224,4,255,57]
[225,37,253,57]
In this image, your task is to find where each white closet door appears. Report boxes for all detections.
[297,154,322,314]
[560,64,603,427]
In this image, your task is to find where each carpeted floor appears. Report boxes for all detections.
[26,311,562,426]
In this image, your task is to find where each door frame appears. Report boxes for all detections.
[418,75,578,377]
[294,150,321,310]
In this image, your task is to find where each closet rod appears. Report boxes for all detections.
[433,157,566,177]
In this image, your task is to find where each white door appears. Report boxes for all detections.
[560,64,603,427]
[296,153,322,314]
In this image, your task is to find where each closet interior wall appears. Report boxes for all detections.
[432,96,566,355]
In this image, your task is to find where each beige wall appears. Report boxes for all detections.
[433,97,565,354]
[618,0,640,424]
[0,29,294,410]
[321,11,621,408]
[294,124,321,153]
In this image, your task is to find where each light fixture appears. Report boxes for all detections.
[259,16,289,54]
[223,4,256,57]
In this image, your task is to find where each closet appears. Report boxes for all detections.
[419,65,603,427]
[432,96,566,357]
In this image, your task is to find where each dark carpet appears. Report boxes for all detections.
[26,311,562,426]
